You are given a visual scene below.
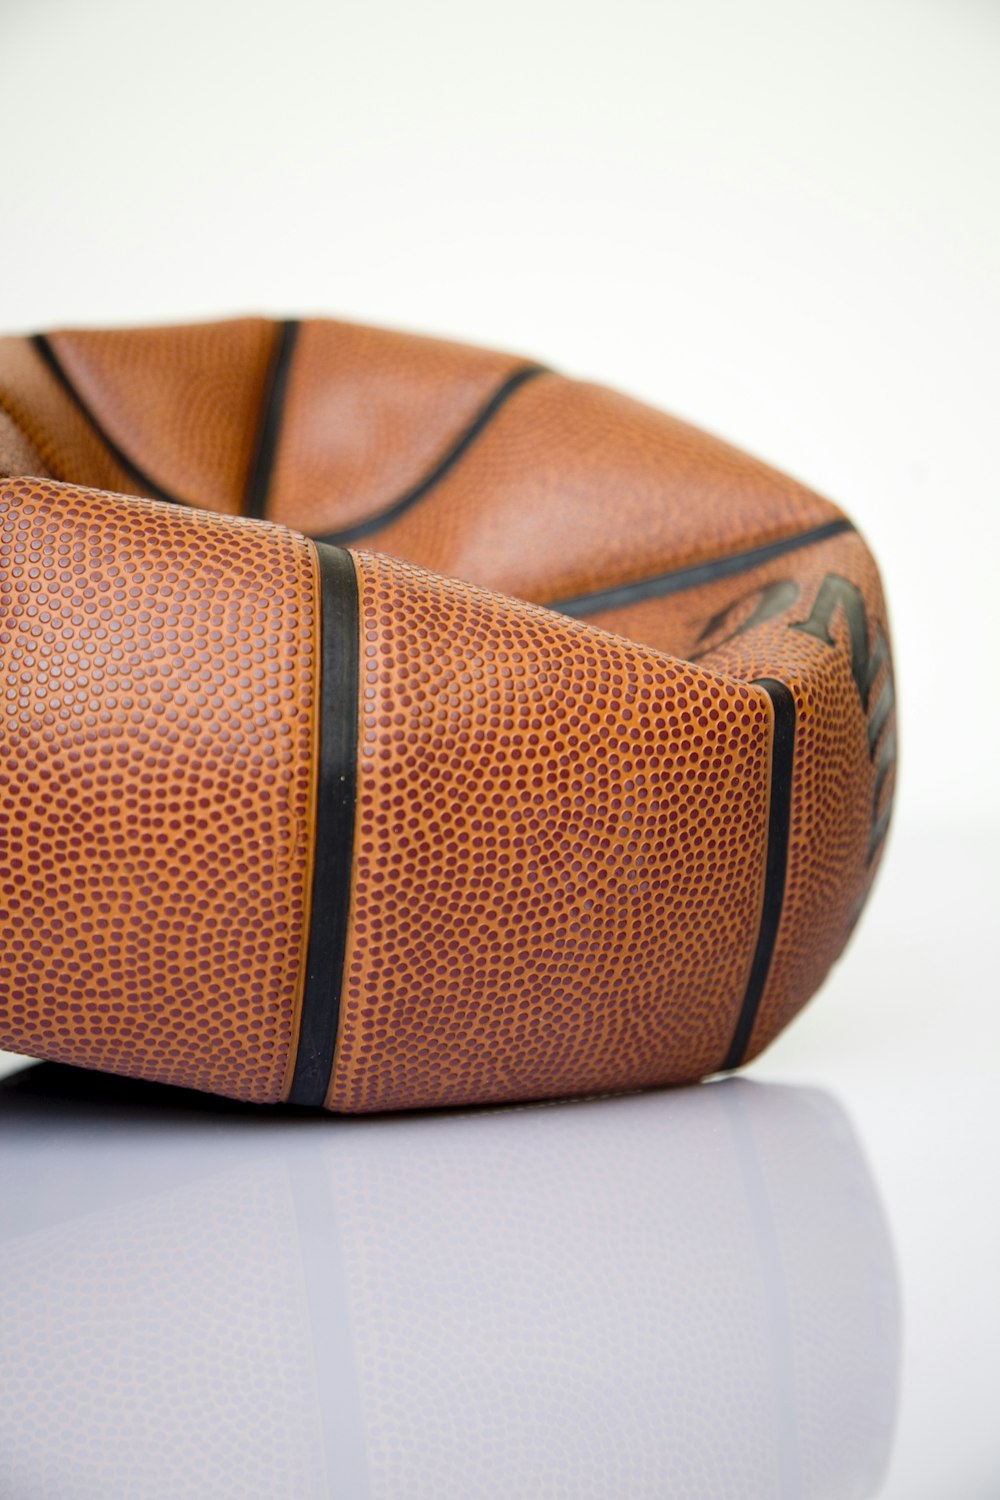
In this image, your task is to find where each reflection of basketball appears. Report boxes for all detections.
[0,1073,901,1500]
[0,318,896,1110]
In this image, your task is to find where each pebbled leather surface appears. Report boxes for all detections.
[43,319,277,511]
[0,477,318,1101]
[328,548,772,1111]
[0,315,896,1109]
[586,527,894,1060]
[326,373,845,605]
[267,316,534,537]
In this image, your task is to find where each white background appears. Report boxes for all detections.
[4,0,999,837]
[2,1,999,1495]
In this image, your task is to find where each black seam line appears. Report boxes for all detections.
[548,519,855,618]
[30,333,185,505]
[287,543,359,1108]
[313,363,551,546]
[243,319,299,520]
[722,678,795,1072]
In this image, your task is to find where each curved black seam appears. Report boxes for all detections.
[313,363,550,545]
[31,334,186,505]
[548,519,854,617]
[722,678,795,1071]
[243,319,299,519]
[287,543,359,1107]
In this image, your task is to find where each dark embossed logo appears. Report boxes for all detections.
[695,574,896,862]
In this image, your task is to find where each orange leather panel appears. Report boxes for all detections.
[267,318,533,536]
[44,319,276,512]
[0,407,45,482]
[0,477,319,1101]
[0,335,139,496]
[332,375,844,604]
[327,549,773,1112]
[586,527,894,1058]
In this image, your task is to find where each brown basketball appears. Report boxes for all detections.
[0,316,895,1110]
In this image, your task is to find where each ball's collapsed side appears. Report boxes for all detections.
[0,317,896,1110]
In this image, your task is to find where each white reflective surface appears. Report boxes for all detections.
[0,1070,897,1500]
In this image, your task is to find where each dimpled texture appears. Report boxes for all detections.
[1,320,844,591]
[268,317,531,535]
[0,477,318,1101]
[333,373,847,605]
[0,334,138,497]
[0,407,44,481]
[586,529,895,1057]
[44,319,276,511]
[0,314,897,1110]
[328,549,772,1113]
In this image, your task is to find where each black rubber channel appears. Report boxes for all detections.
[31,333,185,505]
[548,519,854,618]
[287,543,360,1107]
[243,319,300,519]
[314,363,550,546]
[722,678,795,1071]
